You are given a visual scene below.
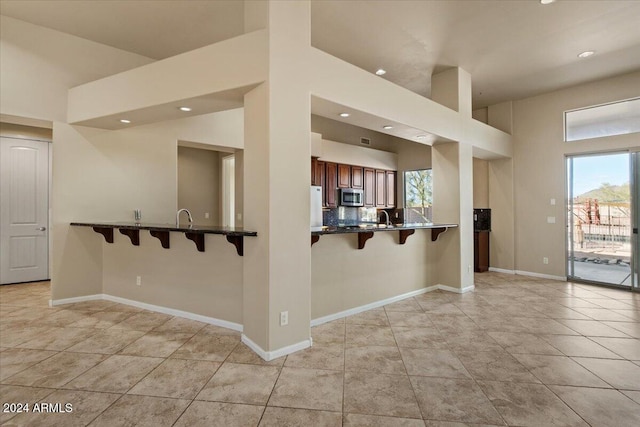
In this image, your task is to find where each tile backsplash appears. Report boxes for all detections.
[323,207,378,226]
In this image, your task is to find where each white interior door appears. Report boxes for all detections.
[0,137,50,284]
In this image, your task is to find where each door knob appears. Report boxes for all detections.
[36,227,46,231]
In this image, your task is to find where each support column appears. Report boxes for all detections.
[242,1,312,359]
[431,66,474,291]
[432,142,475,291]
[489,158,515,272]
[431,67,472,117]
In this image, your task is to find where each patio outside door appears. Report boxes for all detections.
[567,151,637,290]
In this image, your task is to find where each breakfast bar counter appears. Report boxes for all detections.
[311,223,458,249]
[70,221,257,255]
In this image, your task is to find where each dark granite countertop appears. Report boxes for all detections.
[311,223,458,235]
[71,221,257,237]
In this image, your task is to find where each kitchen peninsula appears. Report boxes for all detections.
[310,221,462,323]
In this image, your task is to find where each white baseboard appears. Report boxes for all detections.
[50,293,243,332]
[311,286,439,327]
[514,270,566,282]
[49,294,103,307]
[241,334,312,361]
[488,267,566,282]
[437,284,475,294]
[489,267,516,274]
[102,294,243,332]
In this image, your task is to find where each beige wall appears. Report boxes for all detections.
[318,137,398,170]
[312,232,436,319]
[512,71,640,277]
[311,114,396,152]
[0,16,152,123]
[178,147,220,225]
[0,122,52,140]
[473,158,489,208]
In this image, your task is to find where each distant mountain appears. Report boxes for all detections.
[576,182,630,203]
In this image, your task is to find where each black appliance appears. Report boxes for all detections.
[473,208,491,231]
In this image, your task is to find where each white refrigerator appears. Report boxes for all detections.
[311,186,323,227]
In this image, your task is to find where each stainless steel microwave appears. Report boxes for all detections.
[339,188,364,207]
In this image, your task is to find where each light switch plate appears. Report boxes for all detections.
[547,216,556,224]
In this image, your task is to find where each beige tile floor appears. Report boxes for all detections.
[1,272,639,426]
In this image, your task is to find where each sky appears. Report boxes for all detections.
[570,153,630,197]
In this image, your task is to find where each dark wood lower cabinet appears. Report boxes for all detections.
[474,231,490,272]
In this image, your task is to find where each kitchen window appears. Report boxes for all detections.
[404,169,432,222]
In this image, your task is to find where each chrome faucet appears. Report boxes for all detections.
[379,210,391,227]
[176,208,193,227]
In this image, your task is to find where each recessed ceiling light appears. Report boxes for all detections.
[375,69,386,76]
[540,0,556,4]
[119,119,131,124]
[178,106,192,112]
[383,125,393,130]
[339,113,350,118]
[577,51,595,58]
[416,134,427,139]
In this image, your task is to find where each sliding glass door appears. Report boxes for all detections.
[567,151,637,289]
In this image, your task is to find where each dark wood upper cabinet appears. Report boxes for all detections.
[325,162,338,208]
[363,168,375,207]
[317,160,326,206]
[311,158,319,185]
[311,158,394,209]
[375,169,387,207]
[386,171,396,208]
[311,158,325,187]
[351,166,363,189]
[311,158,327,206]
[337,164,351,188]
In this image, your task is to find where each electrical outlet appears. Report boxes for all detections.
[468,265,472,273]
[204,212,210,219]
[136,276,142,286]
[543,257,549,265]
[280,311,288,326]
[547,216,556,224]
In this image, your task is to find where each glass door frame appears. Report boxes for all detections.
[632,151,639,292]
[566,150,637,290]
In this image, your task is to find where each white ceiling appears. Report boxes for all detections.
[1,0,639,110]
